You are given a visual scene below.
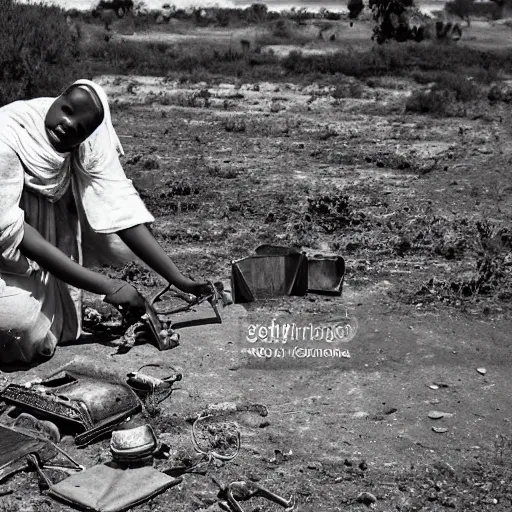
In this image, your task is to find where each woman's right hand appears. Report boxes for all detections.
[103,280,146,313]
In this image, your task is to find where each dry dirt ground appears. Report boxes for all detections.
[2,69,512,512]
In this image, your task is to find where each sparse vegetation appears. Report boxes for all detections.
[281,44,512,80]
[444,0,474,26]
[369,0,416,43]
[0,0,89,106]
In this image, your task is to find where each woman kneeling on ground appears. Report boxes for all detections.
[0,79,210,364]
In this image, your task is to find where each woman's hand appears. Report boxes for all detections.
[177,279,213,299]
[103,280,146,312]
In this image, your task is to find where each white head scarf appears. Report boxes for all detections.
[0,79,123,203]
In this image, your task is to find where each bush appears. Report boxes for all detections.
[348,0,365,19]
[412,71,480,101]
[445,0,500,20]
[444,0,473,24]
[281,44,512,81]
[86,38,281,80]
[307,193,361,232]
[405,87,453,115]
[0,0,89,106]
[272,19,294,38]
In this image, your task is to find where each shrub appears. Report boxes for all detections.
[412,70,480,101]
[0,0,89,106]
[348,0,365,19]
[307,193,358,233]
[369,0,416,43]
[405,87,452,115]
[445,0,500,20]
[96,0,134,15]
[281,44,512,82]
[332,81,366,99]
[85,37,281,80]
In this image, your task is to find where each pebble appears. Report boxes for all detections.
[432,427,449,433]
[428,410,452,420]
[356,492,377,506]
[429,384,439,390]
[433,461,455,475]
[476,367,487,375]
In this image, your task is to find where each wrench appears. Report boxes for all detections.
[215,479,296,512]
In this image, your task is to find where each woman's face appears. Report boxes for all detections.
[44,87,103,153]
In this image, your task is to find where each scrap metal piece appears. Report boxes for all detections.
[110,425,158,465]
[126,365,182,415]
[0,424,56,483]
[216,479,296,512]
[46,464,182,512]
[126,366,182,394]
[191,415,240,462]
[43,442,85,472]
[231,253,308,303]
[231,246,346,302]
[307,254,345,295]
[149,281,227,327]
[26,442,84,490]
[0,367,142,447]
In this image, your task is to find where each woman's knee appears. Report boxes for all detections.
[0,324,56,364]
[0,285,52,363]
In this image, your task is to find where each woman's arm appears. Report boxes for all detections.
[20,223,117,295]
[117,224,209,296]
[21,223,146,309]
[20,223,146,311]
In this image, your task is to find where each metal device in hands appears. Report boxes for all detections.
[148,280,230,329]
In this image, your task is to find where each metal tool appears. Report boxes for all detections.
[26,442,85,490]
[126,364,182,415]
[126,365,182,393]
[149,281,230,329]
[191,414,240,463]
[113,280,230,353]
[214,478,296,512]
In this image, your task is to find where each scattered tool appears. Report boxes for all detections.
[150,280,230,328]
[213,478,296,512]
[191,414,240,465]
[126,364,182,415]
[127,365,182,393]
[116,280,231,353]
[0,366,142,447]
[27,446,85,490]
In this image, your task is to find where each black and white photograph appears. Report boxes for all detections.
[0,0,511,510]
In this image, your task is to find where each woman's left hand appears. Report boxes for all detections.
[177,279,213,299]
